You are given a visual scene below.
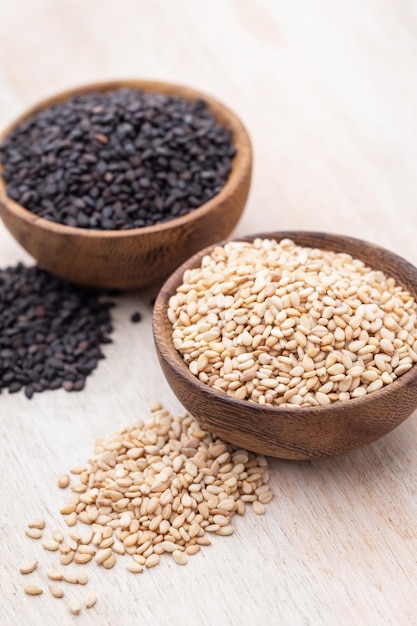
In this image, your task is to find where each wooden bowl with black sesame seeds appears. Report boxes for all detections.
[153,231,417,460]
[0,80,252,289]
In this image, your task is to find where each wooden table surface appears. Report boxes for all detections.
[1,1,417,624]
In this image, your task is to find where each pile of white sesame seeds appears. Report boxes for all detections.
[167,238,417,407]
[20,403,272,614]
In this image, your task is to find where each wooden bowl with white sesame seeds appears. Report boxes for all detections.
[153,231,417,460]
[0,79,252,289]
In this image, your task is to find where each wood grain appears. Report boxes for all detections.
[1,1,417,625]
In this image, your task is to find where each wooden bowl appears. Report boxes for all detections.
[0,80,252,289]
[153,231,417,460]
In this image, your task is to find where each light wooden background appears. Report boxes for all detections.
[1,1,417,625]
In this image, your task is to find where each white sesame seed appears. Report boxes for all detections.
[170,550,187,565]
[57,474,70,489]
[51,529,64,544]
[68,600,82,615]
[42,540,60,552]
[24,584,43,596]
[47,568,63,580]
[127,561,144,573]
[84,591,97,609]
[78,571,88,585]
[25,528,42,540]
[19,560,38,575]
[48,584,64,599]
[145,553,160,568]
[28,518,45,530]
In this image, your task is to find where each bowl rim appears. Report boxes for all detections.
[153,229,417,419]
[0,78,252,239]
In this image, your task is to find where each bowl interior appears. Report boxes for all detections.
[0,80,252,289]
[153,231,417,460]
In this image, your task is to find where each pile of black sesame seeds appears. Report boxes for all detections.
[0,88,236,230]
[0,264,113,398]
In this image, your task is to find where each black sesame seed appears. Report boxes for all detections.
[130,311,142,323]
